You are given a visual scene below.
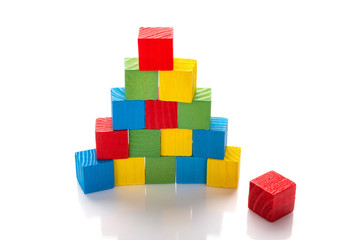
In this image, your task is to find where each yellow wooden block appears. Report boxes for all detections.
[114,157,145,185]
[159,58,197,103]
[161,129,192,156]
[206,146,241,189]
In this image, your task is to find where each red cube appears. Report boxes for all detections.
[145,100,178,129]
[138,27,173,71]
[248,171,296,222]
[95,117,128,160]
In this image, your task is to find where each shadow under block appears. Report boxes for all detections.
[138,27,173,71]
[248,171,296,222]
[145,157,176,184]
[176,157,207,184]
[111,87,145,130]
[124,58,158,100]
[178,88,211,130]
[159,58,197,103]
[95,117,129,160]
[161,129,192,156]
[145,100,178,129]
[129,129,160,157]
[114,157,145,185]
[75,149,114,194]
[193,117,228,159]
[206,146,241,189]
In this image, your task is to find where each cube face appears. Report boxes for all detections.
[129,129,161,157]
[161,129,192,156]
[95,117,129,160]
[145,100,178,129]
[124,58,158,100]
[206,146,241,189]
[159,58,197,103]
[145,157,176,184]
[114,157,145,185]
[248,171,296,222]
[138,27,173,71]
[75,149,114,194]
[176,157,207,184]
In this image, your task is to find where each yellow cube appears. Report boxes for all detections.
[159,58,197,103]
[207,146,241,189]
[114,157,145,185]
[161,129,192,156]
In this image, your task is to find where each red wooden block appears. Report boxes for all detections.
[95,117,129,160]
[248,171,296,222]
[138,27,173,71]
[145,100,178,129]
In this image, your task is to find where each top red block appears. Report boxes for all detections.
[138,27,173,71]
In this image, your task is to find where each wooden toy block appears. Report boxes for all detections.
[95,117,129,160]
[111,87,145,130]
[178,88,211,130]
[161,129,192,156]
[145,100,178,129]
[124,58,158,100]
[159,58,197,103]
[206,146,241,189]
[145,157,176,184]
[129,129,160,157]
[75,149,114,194]
[193,117,228,159]
[248,171,296,222]
[114,157,145,185]
[138,27,173,71]
[176,157,207,184]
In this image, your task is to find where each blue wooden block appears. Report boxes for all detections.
[75,149,114,194]
[111,87,145,130]
[176,157,207,184]
[192,117,228,159]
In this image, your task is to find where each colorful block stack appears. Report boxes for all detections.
[75,27,242,194]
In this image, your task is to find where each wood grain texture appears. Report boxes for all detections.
[145,100,178,129]
[114,157,145,185]
[129,129,160,157]
[176,157,207,184]
[145,157,176,184]
[161,129,192,156]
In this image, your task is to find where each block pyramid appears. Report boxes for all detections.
[75,27,241,194]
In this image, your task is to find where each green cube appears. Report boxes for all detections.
[178,88,211,130]
[145,157,176,184]
[125,57,158,100]
[129,129,160,157]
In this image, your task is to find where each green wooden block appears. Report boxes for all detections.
[145,157,176,184]
[178,88,211,130]
[129,129,160,157]
[125,57,158,100]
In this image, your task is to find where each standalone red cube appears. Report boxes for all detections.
[248,171,296,222]
[95,117,128,160]
[145,100,178,129]
[138,27,173,71]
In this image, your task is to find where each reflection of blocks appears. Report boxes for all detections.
[207,146,241,188]
[145,100,178,129]
[114,157,145,185]
[145,157,176,184]
[75,149,114,194]
[161,129,192,156]
[176,157,207,184]
[248,171,296,222]
[111,87,145,130]
[129,129,160,157]
[193,117,228,159]
[159,58,197,103]
[178,88,211,130]
[124,58,158,100]
[95,117,128,160]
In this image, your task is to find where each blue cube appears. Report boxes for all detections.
[111,87,145,130]
[75,149,114,194]
[192,117,228,159]
[176,157,207,184]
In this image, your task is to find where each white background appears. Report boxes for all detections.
[1,0,360,239]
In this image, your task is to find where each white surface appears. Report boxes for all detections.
[1,0,360,239]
